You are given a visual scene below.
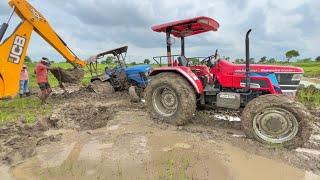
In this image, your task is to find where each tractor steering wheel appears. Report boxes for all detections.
[200,50,219,66]
[200,55,215,64]
[105,67,116,75]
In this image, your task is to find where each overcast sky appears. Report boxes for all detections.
[0,0,319,63]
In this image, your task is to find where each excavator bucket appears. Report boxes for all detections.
[50,68,85,83]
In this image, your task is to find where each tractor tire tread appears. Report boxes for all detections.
[145,72,196,126]
[241,94,313,149]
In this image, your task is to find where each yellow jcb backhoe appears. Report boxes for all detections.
[0,0,95,99]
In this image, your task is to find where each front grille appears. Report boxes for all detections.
[275,73,301,91]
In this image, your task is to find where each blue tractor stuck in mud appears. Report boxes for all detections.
[88,46,152,94]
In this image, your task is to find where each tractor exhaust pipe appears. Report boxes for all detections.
[245,29,252,91]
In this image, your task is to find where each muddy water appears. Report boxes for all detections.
[301,77,320,89]
[2,109,319,180]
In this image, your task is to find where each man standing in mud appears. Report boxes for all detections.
[35,57,53,105]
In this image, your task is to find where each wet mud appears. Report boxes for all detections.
[0,84,320,179]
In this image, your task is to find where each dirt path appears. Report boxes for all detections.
[1,86,320,179]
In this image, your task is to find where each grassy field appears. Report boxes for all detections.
[297,86,320,106]
[0,96,53,125]
[292,62,320,78]
[288,61,320,77]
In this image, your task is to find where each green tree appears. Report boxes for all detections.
[268,58,276,64]
[249,58,255,64]
[259,56,267,64]
[103,56,116,64]
[130,61,137,66]
[285,50,300,62]
[24,56,32,63]
[235,59,245,64]
[315,56,320,62]
[143,59,151,64]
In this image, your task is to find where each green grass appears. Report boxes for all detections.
[275,61,320,77]
[0,96,53,125]
[297,86,320,106]
[290,61,320,78]
[158,156,190,180]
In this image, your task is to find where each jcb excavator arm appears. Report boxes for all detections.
[0,0,87,98]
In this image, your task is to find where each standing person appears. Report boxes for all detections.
[35,57,53,104]
[19,64,30,98]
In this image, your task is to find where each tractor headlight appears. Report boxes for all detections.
[292,74,302,81]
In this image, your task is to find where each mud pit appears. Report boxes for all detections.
[50,103,115,130]
[0,119,61,165]
[1,85,320,179]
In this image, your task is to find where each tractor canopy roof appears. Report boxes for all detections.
[152,16,219,37]
[96,46,128,59]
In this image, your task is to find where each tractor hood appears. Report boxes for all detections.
[125,64,152,74]
[217,59,304,74]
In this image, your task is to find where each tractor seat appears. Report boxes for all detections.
[177,56,188,66]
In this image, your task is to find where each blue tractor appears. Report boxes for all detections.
[89,46,152,94]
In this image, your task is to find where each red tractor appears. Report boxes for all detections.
[145,16,312,148]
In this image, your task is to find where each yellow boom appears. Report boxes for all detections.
[0,0,87,99]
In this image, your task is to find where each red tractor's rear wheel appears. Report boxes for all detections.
[145,72,196,125]
[242,94,313,149]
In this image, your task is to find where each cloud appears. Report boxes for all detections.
[0,0,319,62]
[0,1,10,15]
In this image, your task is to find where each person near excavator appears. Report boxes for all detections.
[35,57,53,104]
[19,64,30,98]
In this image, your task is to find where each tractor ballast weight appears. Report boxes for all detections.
[146,16,312,148]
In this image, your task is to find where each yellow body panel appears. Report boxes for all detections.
[0,21,33,98]
[0,0,87,98]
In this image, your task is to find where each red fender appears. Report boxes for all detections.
[149,66,204,94]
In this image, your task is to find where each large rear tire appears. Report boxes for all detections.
[241,94,313,149]
[145,72,196,126]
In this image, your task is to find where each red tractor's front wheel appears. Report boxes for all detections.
[242,94,313,149]
[145,72,196,125]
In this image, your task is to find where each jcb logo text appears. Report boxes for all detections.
[8,36,26,64]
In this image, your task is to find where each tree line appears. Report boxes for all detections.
[235,50,320,64]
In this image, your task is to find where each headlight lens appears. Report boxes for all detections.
[292,74,302,81]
